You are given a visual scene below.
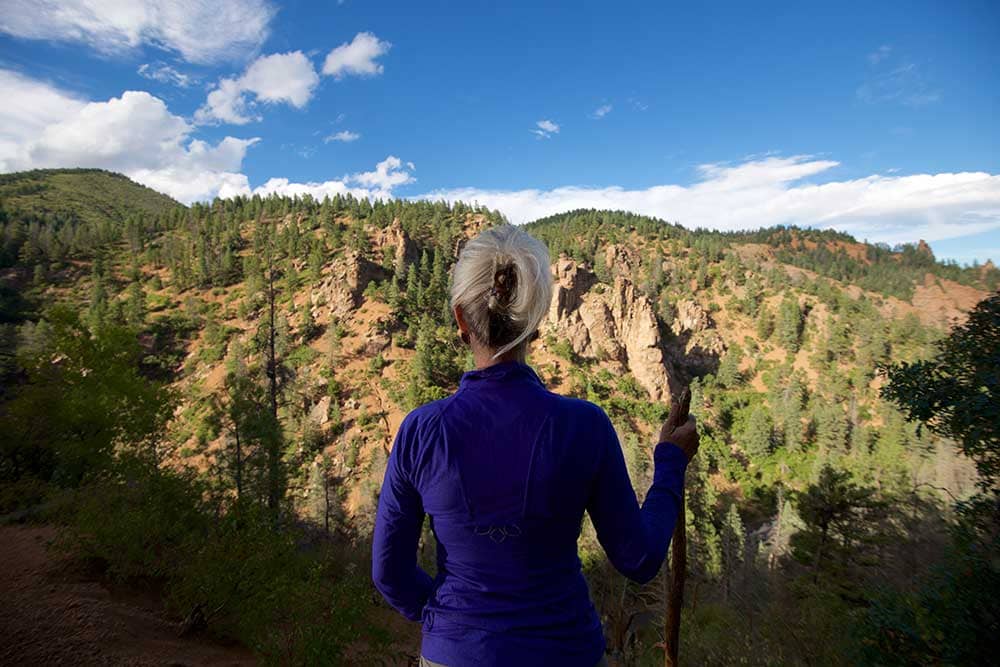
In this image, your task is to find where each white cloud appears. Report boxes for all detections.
[419,155,1000,245]
[240,51,318,106]
[532,119,560,138]
[196,77,254,124]
[223,156,416,201]
[0,69,257,203]
[352,156,415,192]
[0,69,86,163]
[322,32,391,79]
[195,51,320,125]
[591,104,612,119]
[137,62,195,87]
[324,130,360,143]
[868,45,892,64]
[0,0,275,65]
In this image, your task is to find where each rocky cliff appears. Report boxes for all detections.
[545,246,675,401]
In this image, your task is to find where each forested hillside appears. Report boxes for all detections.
[1,170,996,665]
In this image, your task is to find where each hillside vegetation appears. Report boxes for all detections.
[1,170,996,665]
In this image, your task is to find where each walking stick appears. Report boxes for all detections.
[664,387,690,667]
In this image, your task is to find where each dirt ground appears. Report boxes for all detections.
[0,525,256,666]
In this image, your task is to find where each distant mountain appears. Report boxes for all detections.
[0,168,182,229]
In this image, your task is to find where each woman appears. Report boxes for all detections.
[372,225,698,667]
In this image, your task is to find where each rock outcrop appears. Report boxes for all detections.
[667,298,725,374]
[671,299,712,336]
[916,239,934,259]
[546,251,672,401]
[311,249,388,320]
[373,218,419,274]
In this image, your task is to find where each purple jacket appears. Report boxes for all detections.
[372,360,687,666]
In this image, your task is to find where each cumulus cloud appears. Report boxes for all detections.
[532,119,560,138]
[591,104,612,119]
[195,50,320,125]
[0,69,86,163]
[0,68,419,205]
[352,156,415,191]
[324,130,360,143]
[419,156,1000,245]
[0,0,275,65]
[322,32,391,79]
[222,156,416,201]
[0,69,257,202]
[137,62,196,87]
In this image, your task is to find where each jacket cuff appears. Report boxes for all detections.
[653,440,688,468]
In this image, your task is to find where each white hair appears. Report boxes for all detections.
[450,225,553,359]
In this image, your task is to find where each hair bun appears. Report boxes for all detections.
[488,262,517,311]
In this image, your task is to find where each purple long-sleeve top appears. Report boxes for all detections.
[371,360,687,666]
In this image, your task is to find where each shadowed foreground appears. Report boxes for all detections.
[0,525,255,666]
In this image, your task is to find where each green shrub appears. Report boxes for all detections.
[286,345,319,370]
[69,462,208,580]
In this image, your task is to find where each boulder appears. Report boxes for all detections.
[309,396,331,425]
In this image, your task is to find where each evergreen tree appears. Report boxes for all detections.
[720,504,745,601]
[741,406,775,458]
[124,281,146,328]
[792,465,880,584]
[405,262,420,313]
[777,295,804,352]
[755,304,775,340]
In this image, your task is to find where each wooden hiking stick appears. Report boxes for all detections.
[664,387,690,667]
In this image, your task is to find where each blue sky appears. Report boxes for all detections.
[1,0,998,264]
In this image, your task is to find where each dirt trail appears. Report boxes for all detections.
[0,525,255,666]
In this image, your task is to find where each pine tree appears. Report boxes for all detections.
[741,406,775,458]
[124,281,146,328]
[405,262,420,313]
[777,295,804,352]
[756,304,775,340]
[720,504,745,601]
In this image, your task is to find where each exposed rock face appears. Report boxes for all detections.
[666,299,725,374]
[605,277,672,401]
[603,244,635,276]
[546,253,671,401]
[549,257,595,319]
[671,299,712,336]
[311,249,388,319]
[675,330,727,374]
[374,218,419,274]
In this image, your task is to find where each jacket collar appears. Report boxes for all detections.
[458,360,545,389]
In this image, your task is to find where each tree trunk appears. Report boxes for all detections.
[234,425,243,500]
[265,246,281,517]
